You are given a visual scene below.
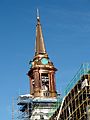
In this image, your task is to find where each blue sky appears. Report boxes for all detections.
[0,0,90,119]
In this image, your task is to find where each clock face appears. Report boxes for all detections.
[41,58,48,65]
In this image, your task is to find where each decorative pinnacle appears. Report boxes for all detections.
[37,8,40,20]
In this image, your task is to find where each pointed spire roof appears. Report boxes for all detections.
[35,9,46,55]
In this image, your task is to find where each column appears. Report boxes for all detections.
[49,71,56,97]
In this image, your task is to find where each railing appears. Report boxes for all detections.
[65,63,90,95]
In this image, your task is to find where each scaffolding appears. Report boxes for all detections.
[49,63,90,120]
[17,94,62,120]
[17,94,33,120]
[65,63,90,95]
[57,74,90,120]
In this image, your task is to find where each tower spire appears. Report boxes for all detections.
[35,9,46,56]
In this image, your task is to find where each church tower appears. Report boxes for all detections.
[28,10,57,98]
[17,10,60,120]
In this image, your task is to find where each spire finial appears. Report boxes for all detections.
[37,8,40,20]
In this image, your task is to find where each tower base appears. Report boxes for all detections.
[17,94,61,120]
